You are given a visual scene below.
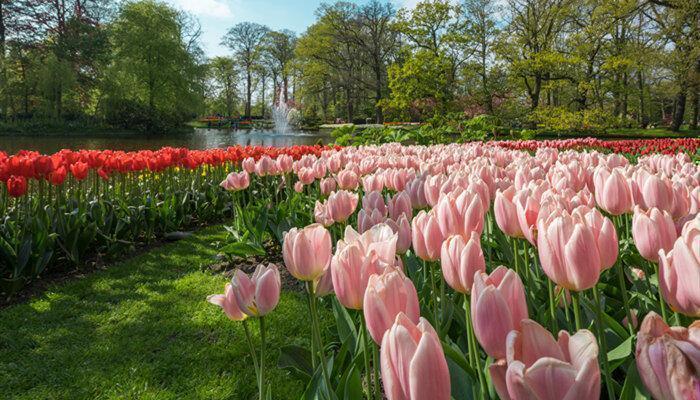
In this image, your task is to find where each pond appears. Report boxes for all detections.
[0,129,331,154]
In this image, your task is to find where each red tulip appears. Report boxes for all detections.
[69,162,89,181]
[6,175,28,197]
[48,166,67,186]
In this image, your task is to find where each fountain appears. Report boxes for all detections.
[272,86,295,134]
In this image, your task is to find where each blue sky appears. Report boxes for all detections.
[164,0,418,58]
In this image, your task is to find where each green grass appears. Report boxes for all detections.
[0,225,328,399]
[604,127,700,138]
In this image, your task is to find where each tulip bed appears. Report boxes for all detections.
[3,138,700,399]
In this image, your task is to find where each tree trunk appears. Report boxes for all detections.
[260,74,266,119]
[245,70,252,118]
[690,89,699,130]
[283,76,289,103]
[346,85,354,123]
[621,72,628,119]
[637,70,649,128]
[374,63,383,124]
[670,85,686,132]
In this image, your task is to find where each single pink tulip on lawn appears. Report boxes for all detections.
[471,266,528,359]
[363,267,420,344]
[231,264,281,317]
[207,283,247,321]
[635,312,700,400]
[380,313,451,400]
[659,214,700,317]
[283,223,332,281]
[440,232,485,294]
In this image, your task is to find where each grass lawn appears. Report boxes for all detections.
[0,225,328,400]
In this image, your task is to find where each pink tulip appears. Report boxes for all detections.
[593,167,633,215]
[659,214,700,317]
[671,181,690,220]
[319,177,336,196]
[207,283,247,321]
[635,312,700,400]
[283,223,332,281]
[434,190,484,239]
[471,266,528,359]
[642,174,674,213]
[493,319,600,400]
[297,168,316,185]
[411,210,445,261]
[326,190,359,223]
[362,174,384,192]
[255,155,278,176]
[358,208,386,233]
[314,269,335,297]
[494,187,523,238]
[573,206,618,270]
[423,174,445,207]
[537,209,601,291]
[314,201,333,226]
[386,214,412,254]
[362,190,387,216]
[440,232,485,294]
[332,224,397,309]
[336,169,359,190]
[363,268,420,344]
[313,159,328,179]
[514,189,540,246]
[242,157,256,173]
[632,206,677,263]
[406,177,428,209]
[231,264,281,317]
[381,314,451,400]
[220,171,250,191]
[387,191,413,221]
[293,181,304,193]
[276,154,293,172]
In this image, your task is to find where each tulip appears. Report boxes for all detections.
[387,214,412,254]
[6,175,28,197]
[411,210,445,261]
[492,319,600,400]
[642,174,674,213]
[406,177,428,209]
[537,210,601,291]
[297,168,316,185]
[326,190,359,223]
[220,171,250,191]
[319,177,336,196]
[293,181,304,193]
[358,208,385,233]
[632,206,677,263]
[494,187,523,238]
[440,232,485,294]
[635,312,700,400]
[242,157,256,173]
[659,214,700,317]
[69,161,89,181]
[434,190,484,239]
[387,191,412,221]
[362,190,387,216]
[363,268,420,344]
[574,206,618,270]
[471,266,528,359]
[231,264,281,317]
[514,189,540,246]
[362,174,384,193]
[282,223,332,281]
[380,314,451,400]
[207,283,247,321]
[276,154,293,172]
[48,166,67,186]
[593,167,633,215]
[314,201,333,227]
[336,169,359,190]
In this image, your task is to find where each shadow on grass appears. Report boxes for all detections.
[0,225,327,400]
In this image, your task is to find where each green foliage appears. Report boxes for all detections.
[103,98,187,134]
[529,107,625,133]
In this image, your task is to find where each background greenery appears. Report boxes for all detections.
[0,0,698,135]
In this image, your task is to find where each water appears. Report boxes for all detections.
[272,87,297,135]
[0,128,330,155]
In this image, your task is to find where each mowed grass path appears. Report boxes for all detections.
[0,225,325,399]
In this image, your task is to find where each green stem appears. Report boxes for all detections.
[651,262,669,323]
[571,291,582,331]
[371,340,381,400]
[307,283,332,396]
[513,238,520,276]
[615,260,635,336]
[426,260,439,335]
[360,315,373,400]
[305,288,318,369]
[547,278,558,332]
[242,319,260,383]
[464,294,487,398]
[592,286,616,400]
[259,317,267,400]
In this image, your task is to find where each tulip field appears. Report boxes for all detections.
[2,138,700,399]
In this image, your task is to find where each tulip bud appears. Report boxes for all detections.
[363,268,420,344]
[440,232,485,294]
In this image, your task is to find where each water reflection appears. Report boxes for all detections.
[0,129,330,154]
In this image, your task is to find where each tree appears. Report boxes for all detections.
[462,0,499,112]
[222,22,269,118]
[108,0,204,117]
[208,56,238,117]
[265,30,296,103]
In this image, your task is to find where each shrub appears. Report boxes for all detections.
[103,99,187,134]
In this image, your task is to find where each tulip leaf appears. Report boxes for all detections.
[219,241,266,258]
[332,298,358,348]
[341,364,363,400]
[278,345,313,379]
[620,361,651,400]
[607,335,633,362]
[446,356,475,400]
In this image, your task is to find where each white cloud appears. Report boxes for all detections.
[171,0,233,18]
